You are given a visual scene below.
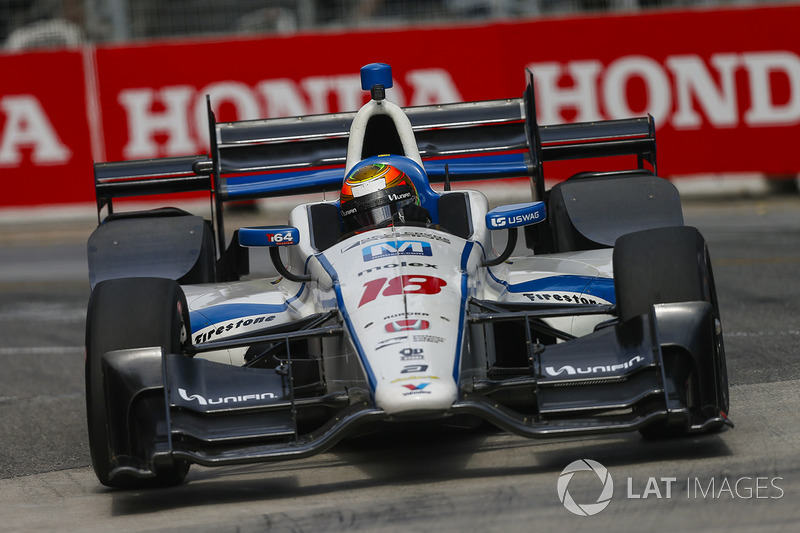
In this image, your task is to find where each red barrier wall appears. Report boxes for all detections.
[2,6,799,207]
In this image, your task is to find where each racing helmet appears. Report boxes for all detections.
[340,160,420,232]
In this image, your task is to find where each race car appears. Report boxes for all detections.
[85,63,731,488]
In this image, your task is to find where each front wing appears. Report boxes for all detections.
[99,301,729,481]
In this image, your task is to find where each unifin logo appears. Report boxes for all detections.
[363,240,432,261]
[545,355,645,377]
[178,387,276,405]
[178,388,207,405]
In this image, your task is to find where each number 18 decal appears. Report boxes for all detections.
[359,275,447,307]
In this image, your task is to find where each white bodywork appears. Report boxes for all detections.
[183,214,615,415]
[181,80,617,416]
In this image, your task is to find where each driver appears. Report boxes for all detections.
[340,161,431,232]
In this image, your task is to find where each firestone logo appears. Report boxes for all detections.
[557,459,614,516]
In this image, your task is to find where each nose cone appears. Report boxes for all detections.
[374,376,458,416]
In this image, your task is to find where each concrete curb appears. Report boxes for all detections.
[671,173,799,199]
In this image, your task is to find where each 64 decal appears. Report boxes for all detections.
[239,225,299,247]
[265,231,296,245]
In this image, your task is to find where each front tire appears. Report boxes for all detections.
[85,277,191,488]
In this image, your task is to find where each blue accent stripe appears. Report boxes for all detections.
[222,153,529,199]
[453,241,475,383]
[286,283,305,306]
[316,253,378,392]
[584,277,616,304]
[487,271,616,304]
[226,168,343,199]
[190,302,288,333]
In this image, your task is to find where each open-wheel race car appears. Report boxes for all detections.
[85,63,731,488]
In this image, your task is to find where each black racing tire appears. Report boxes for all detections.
[613,226,729,438]
[85,277,191,488]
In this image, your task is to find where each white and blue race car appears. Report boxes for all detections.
[85,63,730,488]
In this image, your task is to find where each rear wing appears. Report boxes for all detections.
[93,68,656,248]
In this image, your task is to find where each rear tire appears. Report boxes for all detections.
[85,277,191,488]
[613,226,729,438]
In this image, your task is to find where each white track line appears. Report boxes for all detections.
[0,347,84,356]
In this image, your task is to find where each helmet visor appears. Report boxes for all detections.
[341,184,417,232]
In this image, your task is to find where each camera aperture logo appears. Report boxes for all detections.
[557,459,614,516]
[557,460,785,516]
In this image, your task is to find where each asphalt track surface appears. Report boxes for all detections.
[1,196,799,532]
